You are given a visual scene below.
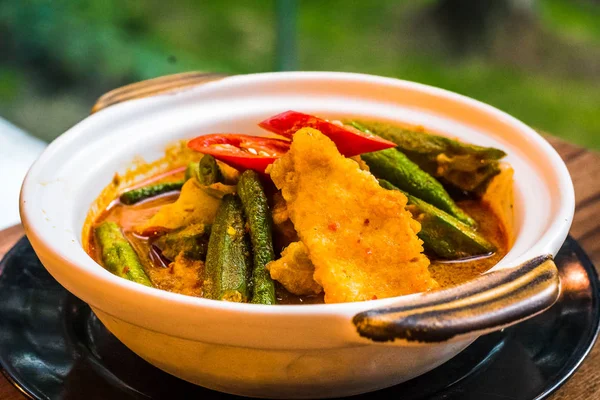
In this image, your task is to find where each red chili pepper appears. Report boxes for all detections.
[258,111,396,156]
[187,134,290,172]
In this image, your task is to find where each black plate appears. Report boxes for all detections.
[0,236,598,400]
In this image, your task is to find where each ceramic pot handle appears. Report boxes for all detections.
[91,71,227,114]
[352,255,560,344]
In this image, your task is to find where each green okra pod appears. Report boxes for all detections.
[95,221,153,286]
[379,179,495,259]
[362,148,475,226]
[198,155,224,185]
[237,170,277,305]
[203,194,251,302]
[351,121,506,193]
[185,155,224,186]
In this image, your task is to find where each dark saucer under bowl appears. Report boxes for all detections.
[0,236,597,400]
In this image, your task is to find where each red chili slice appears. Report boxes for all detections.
[258,110,396,156]
[187,134,290,172]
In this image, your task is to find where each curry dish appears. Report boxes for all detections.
[86,111,513,305]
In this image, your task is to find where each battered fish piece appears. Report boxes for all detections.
[268,128,438,303]
[349,155,370,171]
[267,242,322,296]
[271,192,299,252]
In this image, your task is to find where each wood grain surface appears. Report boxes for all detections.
[0,136,598,400]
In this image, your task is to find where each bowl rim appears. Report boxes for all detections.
[20,71,575,318]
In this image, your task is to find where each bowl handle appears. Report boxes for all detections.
[91,71,227,114]
[352,255,560,344]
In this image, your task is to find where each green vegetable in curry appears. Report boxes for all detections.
[203,194,252,302]
[237,170,277,305]
[361,149,476,226]
[351,120,506,193]
[119,181,184,205]
[378,179,496,259]
[95,221,153,287]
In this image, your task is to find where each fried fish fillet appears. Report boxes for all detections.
[268,128,438,303]
[267,241,322,296]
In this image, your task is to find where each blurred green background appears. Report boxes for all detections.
[1,0,599,148]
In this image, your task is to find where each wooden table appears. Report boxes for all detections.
[0,136,598,400]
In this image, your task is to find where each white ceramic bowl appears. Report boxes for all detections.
[20,72,574,398]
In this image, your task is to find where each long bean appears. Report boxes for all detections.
[119,181,184,205]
